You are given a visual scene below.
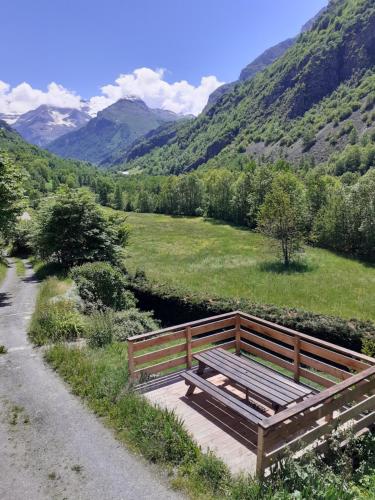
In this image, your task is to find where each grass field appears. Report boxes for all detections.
[125,213,375,322]
[0,260,7,285]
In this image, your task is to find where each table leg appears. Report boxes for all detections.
[197,361,206,376]
[185,383,196,396]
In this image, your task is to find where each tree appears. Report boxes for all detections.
[0,154,25,237]
[114,184,124,210]
[32,188,126,267]
[258,173,307,266]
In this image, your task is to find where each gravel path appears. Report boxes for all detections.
[0,260,181,500]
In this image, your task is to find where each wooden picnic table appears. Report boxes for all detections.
[182,348,314,421]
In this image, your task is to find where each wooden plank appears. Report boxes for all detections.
[265,394,375,453]
[240,330,294,360]
[129,311,240,342]
[194,351,291,406]
[240,317,294,346]
[240,341,294,373]
[299,368,335,388]
[300,340,369,372]
[134,342,186,366]
[204,348,309,400]
[256,427,265,477]
[193,340,236,357]
[190,317,236,336]
[300,354,352,381]
[191,328,236,348]
[182,371,264,422]
[235,314,241,355]
[134,354,187,377]
[239,311,375,365]
[132,330,186,352]
[260,365,375,430]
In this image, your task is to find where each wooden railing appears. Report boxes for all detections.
[127,311,375,475]
[256,364,375,475]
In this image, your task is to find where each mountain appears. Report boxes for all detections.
[206,7,327,110]
[47,97,189,165]
[122,0,375,175]
[8,105,91,147]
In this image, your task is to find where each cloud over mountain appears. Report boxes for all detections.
[0,68,224,117]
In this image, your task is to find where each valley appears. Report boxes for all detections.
[125,212,375,322]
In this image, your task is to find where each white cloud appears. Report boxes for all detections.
[0,81,82,115]
[0,68,224,118]
[89,68,224,116]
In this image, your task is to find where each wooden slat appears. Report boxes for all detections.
[186,326,192,369]
[134,342,186,366]
[260,365,375,430]
[240,311,375,365]
[134,354,187,377]
[190,317,236,336]
[129,311,240,342]
[265,394,375,454]
[191,328,236,348]
[195,351,291,406]
[299,368,335,388]
[193,340,236,357]
[132,330,185,352]
[240,341,294,373]
[240,330,294,360]
[300,340,369,372]
[214,349,311,395]
[300,354,351,381]
[240,317,294,346]
[182,371,264,423]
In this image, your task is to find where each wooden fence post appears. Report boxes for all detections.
[293,336,301,382]
[235,313,241,355]
[128,340,135,382]
[186,326,192,369]
[256,426,266,477]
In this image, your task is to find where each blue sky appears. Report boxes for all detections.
[1,0,327,115]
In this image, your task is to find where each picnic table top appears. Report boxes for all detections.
[194,348,314,409]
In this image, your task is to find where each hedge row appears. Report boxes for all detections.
[130,278,375,353]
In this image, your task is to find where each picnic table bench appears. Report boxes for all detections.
[182,348,314,423]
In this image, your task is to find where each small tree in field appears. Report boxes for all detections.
[258,172,307,267]
[33,188,128,268]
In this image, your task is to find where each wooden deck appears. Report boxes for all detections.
[144,372,273,474]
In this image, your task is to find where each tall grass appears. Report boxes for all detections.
[29,277,86,345]
[0,260,7,285]
[125,213,375,322]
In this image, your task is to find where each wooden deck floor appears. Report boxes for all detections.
[144,372,274,475]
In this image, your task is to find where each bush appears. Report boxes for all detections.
[9,219,33,256]
[130,278,375,351]
[87,311,114,348]
[29,299,86,345]
[112,309,159,341]
[71,262,136,312]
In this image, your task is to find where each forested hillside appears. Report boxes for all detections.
[122,0,375,175]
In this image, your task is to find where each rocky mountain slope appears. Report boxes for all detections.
[5,105,91,147]
[121,0,375,175]
[47,97,189,165]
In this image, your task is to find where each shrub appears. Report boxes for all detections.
[29,299,86,345]
[9,219,33,256]
[71,262,136,312]
[130,278,375,351]
[87,311,114,348]
[112,309,159,341]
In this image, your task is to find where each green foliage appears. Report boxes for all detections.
[111,309,159,341]
[70,261,136,312]
[258,172,307,266]
[0,153,25,237]
[29,278,86,345]
[86,311,114,348]
[9,219,33,256]
[32,189,126,268]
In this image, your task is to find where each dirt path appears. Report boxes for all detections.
[0,260,181,500]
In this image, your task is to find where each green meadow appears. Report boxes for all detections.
[125,212,375,322]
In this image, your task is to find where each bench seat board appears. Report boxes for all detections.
[182,371,264,424]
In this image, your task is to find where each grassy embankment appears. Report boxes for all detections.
[125,213,375,322]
